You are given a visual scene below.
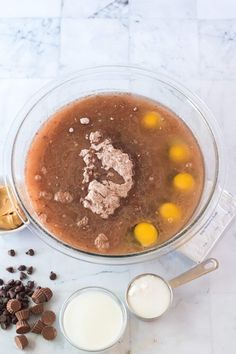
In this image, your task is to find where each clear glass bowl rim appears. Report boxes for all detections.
[4,65,225,264]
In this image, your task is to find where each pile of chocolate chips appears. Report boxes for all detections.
[0,280,57,348]
[0,279,34,329]
[0,249,58,350]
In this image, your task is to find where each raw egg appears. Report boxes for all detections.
[173,173,195,191]
[169,143,190,163]
[134,222,158,247]
[142,111,161,129]
[159,203,181,223]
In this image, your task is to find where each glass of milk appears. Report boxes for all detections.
[60,287,128,352]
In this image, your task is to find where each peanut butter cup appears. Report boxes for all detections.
[30,303,44,315]
[16,320,30,334]
[15,334,29,350]
[41,310,56,326]
[31,319,45,334]
[42,326,57,340]
[7,299,21,314]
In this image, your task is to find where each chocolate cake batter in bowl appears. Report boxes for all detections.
[4,66,224,264]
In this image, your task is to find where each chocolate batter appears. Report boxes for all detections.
[25,93,204,255]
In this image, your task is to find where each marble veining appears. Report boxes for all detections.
[89,0,129,19]
[199,20,236,79]
[129,19,198,79]
[130,0,196,19]
[60,18,129,73]
[62,0,129,19]
[0,19,60,78]
[0,1,236,353]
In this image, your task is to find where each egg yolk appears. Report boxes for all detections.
[142,111,161,129]
[173,173,195,191]
[169,143,190,163]
[134,222,158,247]
[159,203,181,223]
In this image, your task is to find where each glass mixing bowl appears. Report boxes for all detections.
[4,66,225,265]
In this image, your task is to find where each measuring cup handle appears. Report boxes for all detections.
[168,258,219,289]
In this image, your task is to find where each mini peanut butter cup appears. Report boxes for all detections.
[42,326,57,341]
[41,310,56,326]
[16,320,31,334]
[30,303,44,315]
[6,299,21,314]
[31,319,45,334]
[42,288,53,302]
[15,309,30,321]
[32,288,47,304]
[15,334,28,350]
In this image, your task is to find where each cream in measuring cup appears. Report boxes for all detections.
[126,274,172,320]
[126,258,219,320]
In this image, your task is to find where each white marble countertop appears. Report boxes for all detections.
[0,1,236,353]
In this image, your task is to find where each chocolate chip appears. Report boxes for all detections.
[15,285,23,294]
[19,272,27,280]
[16,290,25,299]
[8,249,16,257]
[0,289,6,297]
[42,326,57,340]
[5,315,11,325]
[2,298,8,305]
[15,334,29,350]
[1,322,7,330]
[26,249,35,256]
[25,286,31,294]
[19,289,26,296]
[6,267,15,273]
[11,315,18,324]
[27,266,34,275]
[7,279,15,286]
[27,281,34,289]
[18,265,26,271]
[27,290,34,297]
[0,314,7,323]
[8,289,16,299]
[22,301,29,309]
[49,271,57,280]
[0,279,4,286]
[2,309,9,316]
